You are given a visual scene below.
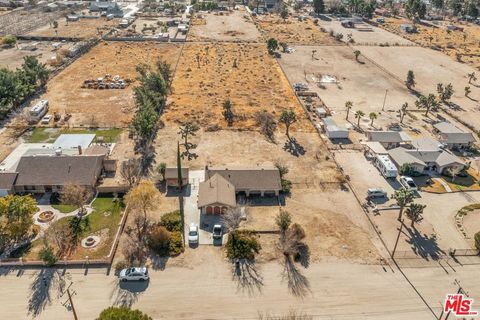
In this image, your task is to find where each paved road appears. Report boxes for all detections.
[0,250,436,320]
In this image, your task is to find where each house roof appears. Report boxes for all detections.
[367,131,411,143]
[204,166,282,191]
[433,121,464,134]
[362,141,388,155]
[0,172,18,190]
[84,145,109,156]
[165,167,189,179]
[388,147,463,168]
[53,134,95,150]
[410,138,442,151]
[441,132,476,144]
[198,174,236,208]
[14,155,104,187]
[388,148,426,167]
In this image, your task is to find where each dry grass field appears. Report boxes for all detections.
[166,43,311,130]
[255,15,340,45]
[26,17,118,39]
[41,41,182,127]
[380,17,480,69]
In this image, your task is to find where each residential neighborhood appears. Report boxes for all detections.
[1,0,480,319]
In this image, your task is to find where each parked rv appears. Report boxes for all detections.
[29,100,49,124]
[374,154,398,178]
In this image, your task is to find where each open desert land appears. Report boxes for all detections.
[166,42,311,130]
[317,18,414,45]
[188,10,261,42]
[379,16,480,69]
[278,45,418,134]
[26,17,119,39]
[0,40,74,70]
[356,45,480,130]
[40,41,182,127]
[254,15,340,45]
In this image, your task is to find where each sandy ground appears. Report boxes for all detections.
[26,17,118,39]
[0,248,440,320]
[0,41,75,70]
[379,17,480,69]
[356,45,480,130]
[189,11,260,42]
[166,43,311,130]
[40,41,182,127]
[463,210,480,247]
[255,15,340,45]
[317,19,413,45]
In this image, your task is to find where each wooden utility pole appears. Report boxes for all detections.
[382,89,388,111]
[177,142,185,245]
[67,288,78,320]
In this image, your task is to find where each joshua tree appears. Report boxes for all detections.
[279,110,297,140]
[354,50,361,62]
[267,38,279,55]
[311,49,317,60]
[437,83,454,103]
[392,188,415,221]
[405,203,426,227]
[465,86,471,97]
[178,122,199,151]
[405,70,415,90]
[369,112,377,126]
[222,99,234,126]
[415,94,438,116]
[355,110,365,127]
[158,162,167,181]
[468,72,477,84]
[400,102,408,124]
[345,101,353,120]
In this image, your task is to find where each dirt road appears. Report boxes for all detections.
[0,247,436,319]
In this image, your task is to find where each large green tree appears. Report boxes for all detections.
[96,307,152,320]
[404,0,426,21]
[0,195,38,245]
[313,0,325,14]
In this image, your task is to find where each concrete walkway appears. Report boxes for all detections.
[432,177,452,193]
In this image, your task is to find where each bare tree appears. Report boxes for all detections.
[60,183,93,215]
[222,206,248,231]
[120,158,141,187]
[256,111,277,142]
[123,213,152,264]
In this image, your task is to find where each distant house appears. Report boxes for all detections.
[322,117,349,139]
[198,166,282,214]
[164,167,189,188]
[433,122,476,149]
[89,1,124,17]
[388,138,464,175]
[13,155,105,194]
[366,131,411,149]
[0,172,18,196]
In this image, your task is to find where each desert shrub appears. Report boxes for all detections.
[97,307,152,320]
[226,230,261,261]
[2,35,16,46]
[399,163,420,177]
[147,225,171,256]
[475,232,480,251]
[114,260,128,274]
[38,245,57,267]
[160,210,182,232]
[169,231,184,256]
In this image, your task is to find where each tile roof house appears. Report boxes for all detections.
[13,155,105,194]
[198,166,282,214]
[433,122,476,149]
[366,131,412,149]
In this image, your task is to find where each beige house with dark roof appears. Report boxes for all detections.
[198,166,282,214]
[164,167,189,188]
[433,122,476,149]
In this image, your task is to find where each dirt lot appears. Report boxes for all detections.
[40,41,182,127]
[255,15,340,45]
[317,19,413,45]
[189,10,260,42]
[0,41,75,70]
[278,45,418,134]
[26,17,118,39]
[357,45,480,130]
[379,17,480,69]
[166,43,311,130]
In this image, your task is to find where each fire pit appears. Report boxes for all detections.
[81,235,100,248]
[37,211,55,223]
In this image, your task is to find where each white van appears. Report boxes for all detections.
[29,100,49,123]
[374,154,398,178]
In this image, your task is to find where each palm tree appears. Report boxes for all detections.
[405,203,426,227]
[345,101,353,120]
[400,102,408,123]
[468,72,477,84]
[392,188,415,221]
[355,110,365,127]
[354,50,361,62]
[369,112,377,126]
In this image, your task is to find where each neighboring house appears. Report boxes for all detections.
[13,155,105,194]
[366,131,411,149]
[388,146,464,175]
[198,166,282,214]
[164,167,189,187]
[89,1,124,17]
[433,122,476,149]
[322,117,349,139]
[0,172,18,196]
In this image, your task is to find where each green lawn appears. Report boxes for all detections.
[26,128,123,144]
[51,204,78,213]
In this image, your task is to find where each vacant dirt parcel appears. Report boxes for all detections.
[189,11,260,42]
[166,43,311,130]
[255,15,339,45]
[41,41,182,127]
[357,45,480,130]
[26,17,118,39]
[380,17,480,69]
